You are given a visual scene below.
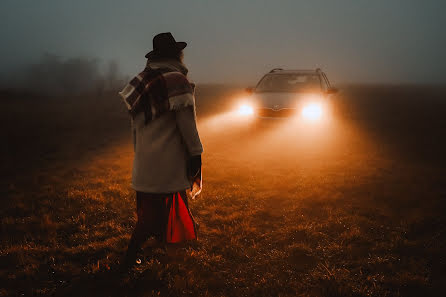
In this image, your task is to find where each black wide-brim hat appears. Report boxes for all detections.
[145,32,187,58]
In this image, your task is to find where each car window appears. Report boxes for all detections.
[256,74,321,92]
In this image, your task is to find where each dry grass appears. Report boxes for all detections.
[1,85,446,296]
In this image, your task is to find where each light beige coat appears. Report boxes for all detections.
[130,61,203,193]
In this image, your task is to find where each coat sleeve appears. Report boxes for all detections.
[175,106,203,156]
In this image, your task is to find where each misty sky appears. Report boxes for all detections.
[1,0,445,84]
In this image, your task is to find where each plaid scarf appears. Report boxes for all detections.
[119,60,194,124]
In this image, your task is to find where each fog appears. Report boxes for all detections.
[1,0,446,86]
[1,53,125,95]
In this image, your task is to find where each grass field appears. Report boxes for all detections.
[1,85,446,296]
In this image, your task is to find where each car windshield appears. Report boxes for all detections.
[256,74,321,92]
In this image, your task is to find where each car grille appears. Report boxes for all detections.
[256,108,296,118]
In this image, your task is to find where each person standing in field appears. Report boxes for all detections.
[119,32,203,268]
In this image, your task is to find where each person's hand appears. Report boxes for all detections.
[187,155,202,200]
[187,155,201,180]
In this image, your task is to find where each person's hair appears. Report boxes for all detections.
[148,50,184,63]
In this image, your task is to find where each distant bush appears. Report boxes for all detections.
[22,53,124,96]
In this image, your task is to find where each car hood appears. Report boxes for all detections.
[251,92,321,109]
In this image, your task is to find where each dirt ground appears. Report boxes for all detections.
[1,85,446,296]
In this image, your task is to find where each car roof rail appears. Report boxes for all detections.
[269,68,283,73]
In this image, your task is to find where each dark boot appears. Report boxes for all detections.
[119,229,146,272]
[119,245,142,272]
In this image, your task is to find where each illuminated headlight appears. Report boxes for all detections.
[301,102,323,120]
[238,104,254,116]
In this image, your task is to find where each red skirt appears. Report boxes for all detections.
[136,191,197,243]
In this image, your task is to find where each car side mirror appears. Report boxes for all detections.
[326,87,338,94]
[245,87,254,94]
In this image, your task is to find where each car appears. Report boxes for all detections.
[238,68,338,121]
